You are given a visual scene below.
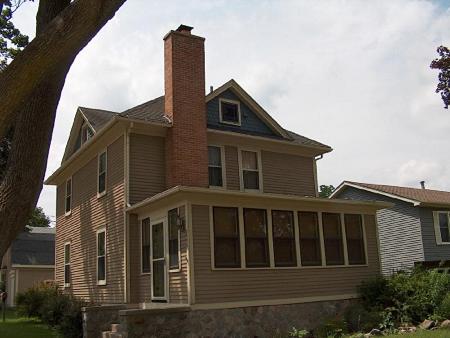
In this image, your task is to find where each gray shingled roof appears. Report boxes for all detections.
[80,95,329,150]
[11,227,55,266]
[79,107,117,131]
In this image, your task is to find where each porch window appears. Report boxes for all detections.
[241,150,260,191]
[344,214,366,265]
[322,213,344,265]
[141,218,150,273]
[168,208,180,270]
[272,210,296,267]
[208,146,223,187]
[64,242,70,287]
[298,212,322,266]
[97,151,107,196]
[244,208,269,267]
[65,178,72,215]
[213,207,241,268]
[438,212,450,243]
[97,229,106,285]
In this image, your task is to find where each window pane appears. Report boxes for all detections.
[439,213,450,243]
[221,101,239,123]
[243,171,259,190]
[345,214,366,265]
[64,265,70,284]
[97,256,105,281]
[99,152,107,173]
[209,167,223,187]
[322,213,344,265]
[64,244,70,264]
[98,173,106,193]
[152,223,164,259]
[298,212,322,266]
[152,260,165,297]
[242,151,258,170]
[66,179,72,195]
[168,209,179,269]
[213,207,240,268]
[65,196,71,213]
[97,231,105,256]
[208,146,221,166]
[244,208,269,267]
[141,218,150,273]
[272,210,296,267]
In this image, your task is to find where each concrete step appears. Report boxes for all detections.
[102,331,124,338]
[111,323,121,332]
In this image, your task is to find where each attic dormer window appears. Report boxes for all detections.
[219,98,241,126]
[81,123,94,145]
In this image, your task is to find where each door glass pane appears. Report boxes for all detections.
[152,223,164,259]
[152,260,165,298]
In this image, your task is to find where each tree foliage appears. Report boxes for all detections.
[319,184,335,198]
[28,206,50,227]
[430,45,450,109]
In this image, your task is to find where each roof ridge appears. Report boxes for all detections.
[347,181,450,194]
[79,106,118,114]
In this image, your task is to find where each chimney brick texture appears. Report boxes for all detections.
[164,29,209,188]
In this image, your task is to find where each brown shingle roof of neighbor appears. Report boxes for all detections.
[80,95,330,150]
[346,181,450,206]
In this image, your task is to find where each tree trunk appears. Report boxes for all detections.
[0,0,127,259]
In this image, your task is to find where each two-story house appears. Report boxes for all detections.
[331,181,450,275]
[45,25,390,337]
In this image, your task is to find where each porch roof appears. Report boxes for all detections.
[126,186,393,215]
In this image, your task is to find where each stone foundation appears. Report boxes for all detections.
[82,304,128,338]
[119,299,353,338]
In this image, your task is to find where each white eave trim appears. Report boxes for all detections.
[11,264,54,269]
[330,182,421,206]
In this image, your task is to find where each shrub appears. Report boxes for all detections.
[40,292,73,327]
[344,303,382,332]
[16,282,59,318]
[58,298,84,338]
[314,318,347,338]
[436,292,450,319]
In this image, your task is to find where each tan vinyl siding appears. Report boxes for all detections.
[224,146,240,190]
[16,268,54,293]
[55,136,125,304]
[261,150,316,196]
[128,214,151,303]
[192,204,380,305]
[129,133,166,204]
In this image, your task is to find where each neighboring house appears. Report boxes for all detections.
[331,181,450,275]
[0,227,55,307]
[44,25,389,336]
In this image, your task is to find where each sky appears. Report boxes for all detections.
[11,0,450,223]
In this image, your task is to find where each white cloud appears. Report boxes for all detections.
[11,0,450,218]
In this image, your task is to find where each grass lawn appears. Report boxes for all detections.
[385,328,450,337]
[0,308,60,338]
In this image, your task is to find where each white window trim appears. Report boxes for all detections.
[433,211,450,245]
[209,206,369,271]
[140,218,151,275]
[238,148,263,193]
[208,145,227,189]
[168,208,182,272]
[97,150,107,198]
[96,227,107,286]
[219,98,241,126]
[81,123,93,145]
[65,177,72,217]
[64,241,71,288]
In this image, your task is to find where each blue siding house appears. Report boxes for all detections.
[331,182,450,275]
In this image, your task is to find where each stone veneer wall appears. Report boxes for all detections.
[82,304,127,338]
[119,299,354,338]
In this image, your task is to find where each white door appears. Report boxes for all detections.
[150,218,168,302]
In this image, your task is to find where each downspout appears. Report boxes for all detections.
[314,154,324,197]
[123,123,132,303]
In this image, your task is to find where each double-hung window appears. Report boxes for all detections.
[213,207,241,268]
[208,146,223,187]
[168,208,180,270]
[272,210,296,267]
[98,151,107,196]
[344,214,366,265]
[97,229,106,285]
[64,242,70,287]
[241,150,261,191]
[298,212,322,266]
[436,212,450,244]
[65,178,72,215]
[141,218,150,273]
[322,213,345,265]
[244,208,269,267]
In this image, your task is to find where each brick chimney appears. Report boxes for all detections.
[164,25,208,188]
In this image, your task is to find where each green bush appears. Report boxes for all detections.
[436,292,450,319]
[358,268,450,324]
[314,318,347,338]
[16,282,84,338]
[344,303,382,332]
